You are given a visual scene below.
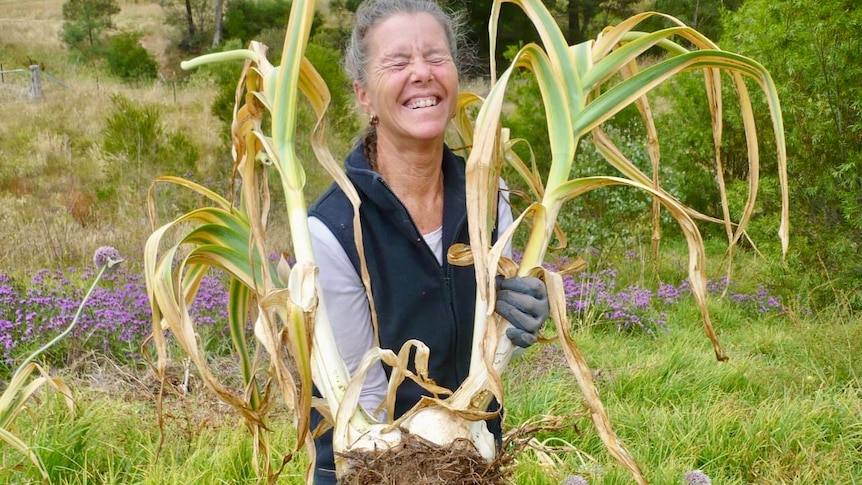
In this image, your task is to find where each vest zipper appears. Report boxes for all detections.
[377,177,445,267]
[448,214,469,381]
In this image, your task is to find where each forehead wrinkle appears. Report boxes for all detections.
[368,15,450,58]
[379,47,450,63]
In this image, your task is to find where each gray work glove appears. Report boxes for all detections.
[495,275,550,348]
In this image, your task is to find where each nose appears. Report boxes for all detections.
[410,59,433,83]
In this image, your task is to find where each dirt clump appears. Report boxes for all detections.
[337,429,515,485]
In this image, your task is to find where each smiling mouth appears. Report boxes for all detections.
[406,97,440,109]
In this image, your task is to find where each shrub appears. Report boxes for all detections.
[304,42,358,138]
[544,254,787,336]
[101,94,199,173]
[653,0,862,299]
[721,0,862,297]
[499,44,676,253]
[102,94,163,161]
[205,39,357,163]
[0,253,787,376]
[104,31,158,81]
[193,39,247,135]
[223,0,322,45]
[99,94,200,213]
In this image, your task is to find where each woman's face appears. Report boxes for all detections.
[355,12,459,148]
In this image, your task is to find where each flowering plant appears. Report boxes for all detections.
[0,247,123,480]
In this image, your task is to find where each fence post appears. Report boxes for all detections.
[29,64,43,100]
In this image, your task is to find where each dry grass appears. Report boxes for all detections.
[0,0,178,68]
[0,0,228,275]
[0,1,337,275]
[0,0,64,49]
[0,75,224,273]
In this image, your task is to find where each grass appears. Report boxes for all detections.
[0,0,65,51]
[0,0,232,275]
[0,74,224,273]
[503,305,862,484]
[0,241,859,484]
[1,364,307,484]
[1,276,859,484]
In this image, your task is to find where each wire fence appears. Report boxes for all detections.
[0,62,186,107]
[0,63,68,103]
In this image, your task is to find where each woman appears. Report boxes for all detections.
[308,1,549,482]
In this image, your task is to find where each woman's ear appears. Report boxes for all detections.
[354,81,372,116]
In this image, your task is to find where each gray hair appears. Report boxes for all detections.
[344,0,467,86]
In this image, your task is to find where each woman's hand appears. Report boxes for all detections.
[494,276,550,348]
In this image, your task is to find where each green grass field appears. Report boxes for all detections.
[3,288,860,484]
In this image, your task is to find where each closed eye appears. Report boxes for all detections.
[384,60,408,69]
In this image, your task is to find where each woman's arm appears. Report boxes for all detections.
[309,216,388,418]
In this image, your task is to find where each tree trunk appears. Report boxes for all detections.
[212,0,224,47]
[582,1,595,42]
[568,0,582,44]
[185,0,196,39]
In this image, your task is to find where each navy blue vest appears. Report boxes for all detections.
[307,144,500,483]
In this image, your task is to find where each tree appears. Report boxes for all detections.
[184,0,197,42]
[223,0,290,43]
[440,0,639,70]
[562,0,640,44]
[646,0,744,40]
[722,0,862,281]
[222,0,322,47]
[61,0,120,54]
[212,0,224,47]
[159,0,213,52]
[444,0,545,73]
[326,0,545,75]
[654,0,861,293]
[566,0,591,44]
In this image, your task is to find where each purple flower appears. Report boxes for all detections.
[561,475,588,485]
[684,469,712,485]
[93,246,123,270]
[657,282,681,304]
[0,262,244,371]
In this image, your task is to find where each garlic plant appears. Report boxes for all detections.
[145,0,453,480]
[143,0,787,483]
[439,1,788,483]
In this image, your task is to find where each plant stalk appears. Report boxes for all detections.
[13,264,111,380]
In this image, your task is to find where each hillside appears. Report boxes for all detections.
[0,0,228,275]
[0,0,176,55]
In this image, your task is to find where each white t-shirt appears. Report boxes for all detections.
[309,184,514,417]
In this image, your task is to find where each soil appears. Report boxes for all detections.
[337,430,515,485]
